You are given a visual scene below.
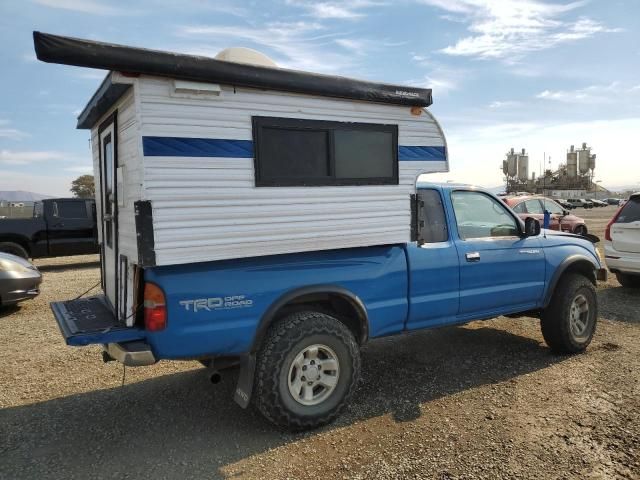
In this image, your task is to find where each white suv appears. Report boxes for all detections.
[604,193,640,287]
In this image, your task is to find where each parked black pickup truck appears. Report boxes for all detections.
[0,198,98,259]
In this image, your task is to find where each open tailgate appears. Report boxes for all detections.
[50,295,145,346]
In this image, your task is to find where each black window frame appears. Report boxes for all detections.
[53,200,90,219]
[252,116,399,187]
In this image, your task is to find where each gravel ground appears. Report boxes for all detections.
[1,206,639,479]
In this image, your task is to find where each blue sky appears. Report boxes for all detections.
[0,0,638,196]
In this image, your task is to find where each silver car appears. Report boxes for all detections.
[0,252,42,307]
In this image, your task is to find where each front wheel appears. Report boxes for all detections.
[254,311,360,430]
[541,273,597,353]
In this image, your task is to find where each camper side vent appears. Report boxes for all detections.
[172,80,222,99]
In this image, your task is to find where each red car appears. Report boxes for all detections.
[503,196,588,235]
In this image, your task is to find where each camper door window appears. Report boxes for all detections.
[252,116,398,187]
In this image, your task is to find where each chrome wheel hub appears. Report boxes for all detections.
[569,293,590,338]
[287,344,340,406]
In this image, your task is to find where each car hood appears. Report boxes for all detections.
[0,251,37,270]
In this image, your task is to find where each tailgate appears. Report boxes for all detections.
[612,197,640,253]
[50,295,145,346]
[612,222,640,253]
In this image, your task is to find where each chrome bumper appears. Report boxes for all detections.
[104,341,156,367]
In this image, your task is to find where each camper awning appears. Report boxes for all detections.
[33,31,433,130]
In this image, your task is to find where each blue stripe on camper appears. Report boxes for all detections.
[143,137,254,158]
[142,136,446,161]
[398,145,446,162]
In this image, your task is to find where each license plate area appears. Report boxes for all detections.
[51,295,145,346]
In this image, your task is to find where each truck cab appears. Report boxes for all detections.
[0,198,98,259]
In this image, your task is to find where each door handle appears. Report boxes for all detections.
[465,252,481,262]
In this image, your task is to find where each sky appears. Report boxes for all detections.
[0,0,639,196]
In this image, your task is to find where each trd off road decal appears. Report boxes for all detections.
[179,295,253,312]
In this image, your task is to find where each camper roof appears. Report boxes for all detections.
[33,31,433,130]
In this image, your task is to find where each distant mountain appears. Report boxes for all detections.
[604,185,640,194]
[0,191,55,202]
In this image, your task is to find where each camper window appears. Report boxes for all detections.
[252,117,398,187]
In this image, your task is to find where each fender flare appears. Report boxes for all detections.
[543,254,598,307]
[251,284,369,352]
[234,285,369,409]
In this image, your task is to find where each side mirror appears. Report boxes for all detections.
[563,210,570,216]
[524,217,541,237]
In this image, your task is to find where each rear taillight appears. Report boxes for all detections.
[605,207,623,241]
[144,283,166,331]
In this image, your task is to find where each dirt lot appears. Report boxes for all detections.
[1,206,638,479]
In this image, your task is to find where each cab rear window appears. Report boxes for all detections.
[617,198,640,223]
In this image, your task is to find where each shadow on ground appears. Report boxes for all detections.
[0,325,566,479]
[598,287,640,323]
[0,304,20,318]
[36,260,101,273]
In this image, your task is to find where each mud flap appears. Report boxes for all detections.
[233,353,256,409]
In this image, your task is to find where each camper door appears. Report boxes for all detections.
[98,114,119,314]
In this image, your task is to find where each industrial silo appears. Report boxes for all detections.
[589,153,596,171]
[578,142,591,175]
[517,148,529,181]
[507,148,518,177]
[567,145,578,177]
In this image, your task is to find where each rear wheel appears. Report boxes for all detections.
[0,242,28,259]
[254,311,360,430]
[541,273,597,353]
[615,272,640,288]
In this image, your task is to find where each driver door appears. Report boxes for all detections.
[451,190,545,317]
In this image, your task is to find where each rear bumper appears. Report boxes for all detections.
[604,244,640,275]
[104,341,156,366]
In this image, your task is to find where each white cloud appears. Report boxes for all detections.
[417,0,619,60]
[0,150,66,166]
[488,100,522,109]
[286,0,385,20]
[536,82,639,103]
[0,120,29,140]
[406,61,464,94]
[334,38,368,54]
[65,165,93,174]
[32,0,127,15]
[176,22,359,73]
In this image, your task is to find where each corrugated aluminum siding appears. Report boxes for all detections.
[136,76,447,266]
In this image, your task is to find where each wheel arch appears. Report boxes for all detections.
[250,285,369,353]
[0,236,31,256]
[543,255,597,308]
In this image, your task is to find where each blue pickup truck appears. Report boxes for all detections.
[51,183,607,430]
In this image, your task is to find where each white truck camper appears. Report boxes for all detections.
[34,31,448,329]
